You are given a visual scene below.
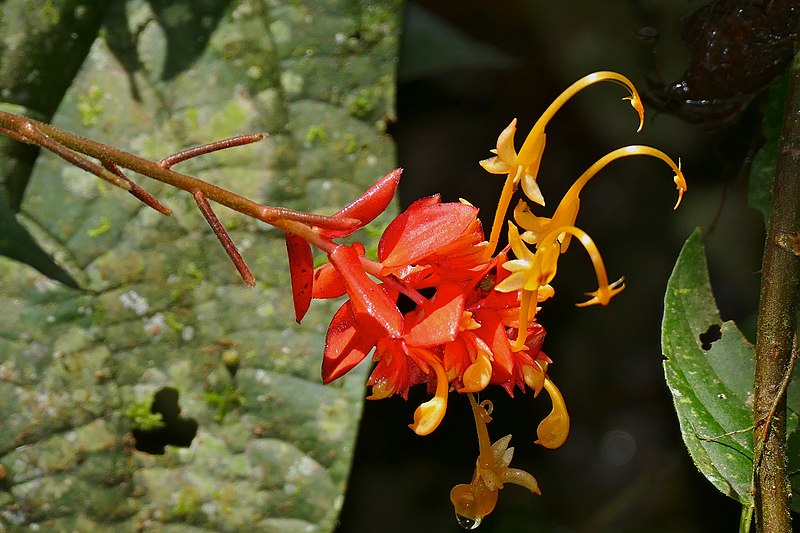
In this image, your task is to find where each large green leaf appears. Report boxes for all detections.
[661,229,755,504]
[0,0,400,530]
[0,0,113,287]
[663,230,800,514]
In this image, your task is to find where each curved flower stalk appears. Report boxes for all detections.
[0,70,686,529]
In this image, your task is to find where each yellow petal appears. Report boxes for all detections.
[495,118,519,163]
[409,394,447,436]
[521,171,545,206]
[535,378,570,449]
[479,156,511,175]
[367,377,395,400]
[409,353,450,436]
[493,271,527,293]
[513,200,551,240]
[502,468,541,495]
[461,349,492,392]
[522,362,545,396]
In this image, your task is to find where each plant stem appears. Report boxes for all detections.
[0,111,358,232]
[752,45,800,532]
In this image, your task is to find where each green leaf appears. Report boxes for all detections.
[0,0,400,530]
[0,0,111,284]
[661,229,755,504]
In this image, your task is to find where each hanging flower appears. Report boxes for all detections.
[266,70,686,528]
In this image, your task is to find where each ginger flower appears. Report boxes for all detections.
[275,71,686,528]
[481,71,646,258]
[497,221,625,350]
[484,91,687,349]
[312,195,551,436]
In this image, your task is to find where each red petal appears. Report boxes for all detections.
[377,195,440,261]
[285,234,313,323]
[444,339,470,381]
[404,282,465,347]
[379,201,479,268]
[329,244,403,337]
[320,169,403,238]
[312,243,366,299]
[367,338,425,399]
[322,301,378,383]
[473,308,514,380]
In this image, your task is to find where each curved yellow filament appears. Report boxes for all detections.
[539,225,624,306]
[409,349,450,436]
[566,145,684,208]
[535,377,570,449]
[512,224,623,348]
[515,145,685,256]
[517,71,644,165]
[483,71,646,260]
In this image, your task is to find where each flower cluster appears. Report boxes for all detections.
[0,69,685,529]
[274,71,685,528]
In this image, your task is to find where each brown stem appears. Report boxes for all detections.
[752,47,800,532]
[102,161,172,215]
[159,134,267,169]
[193,191,256,287]
[0,110,359,232]
[3,115,131,191]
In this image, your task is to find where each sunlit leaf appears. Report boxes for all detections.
[0,0,400,530]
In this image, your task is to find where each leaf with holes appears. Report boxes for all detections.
[661,229,756,505]
[0,0,401,530]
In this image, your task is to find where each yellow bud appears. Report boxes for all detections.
[535,378,570,449]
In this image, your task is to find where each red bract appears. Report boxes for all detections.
[319,168,402,239]
[278,169,550,436]
[379,196,487,283]
[286,170,402,324]
[285,233,313,323]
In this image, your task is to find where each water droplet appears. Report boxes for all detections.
[455,513,481,530]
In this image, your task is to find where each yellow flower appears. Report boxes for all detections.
[482,71,646,258]
[535,377,570,449]
[450,394,541,529]
[480,118,546,206]
[497,221,624,349]
[408,348,450,436]
[515,145,687,249]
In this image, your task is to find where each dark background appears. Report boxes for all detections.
[337,1,767,531]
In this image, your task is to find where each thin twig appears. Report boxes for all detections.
[102,161,172,215]
[159,134,267,169]
[193,191,255,287]
[17,120,131,191]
